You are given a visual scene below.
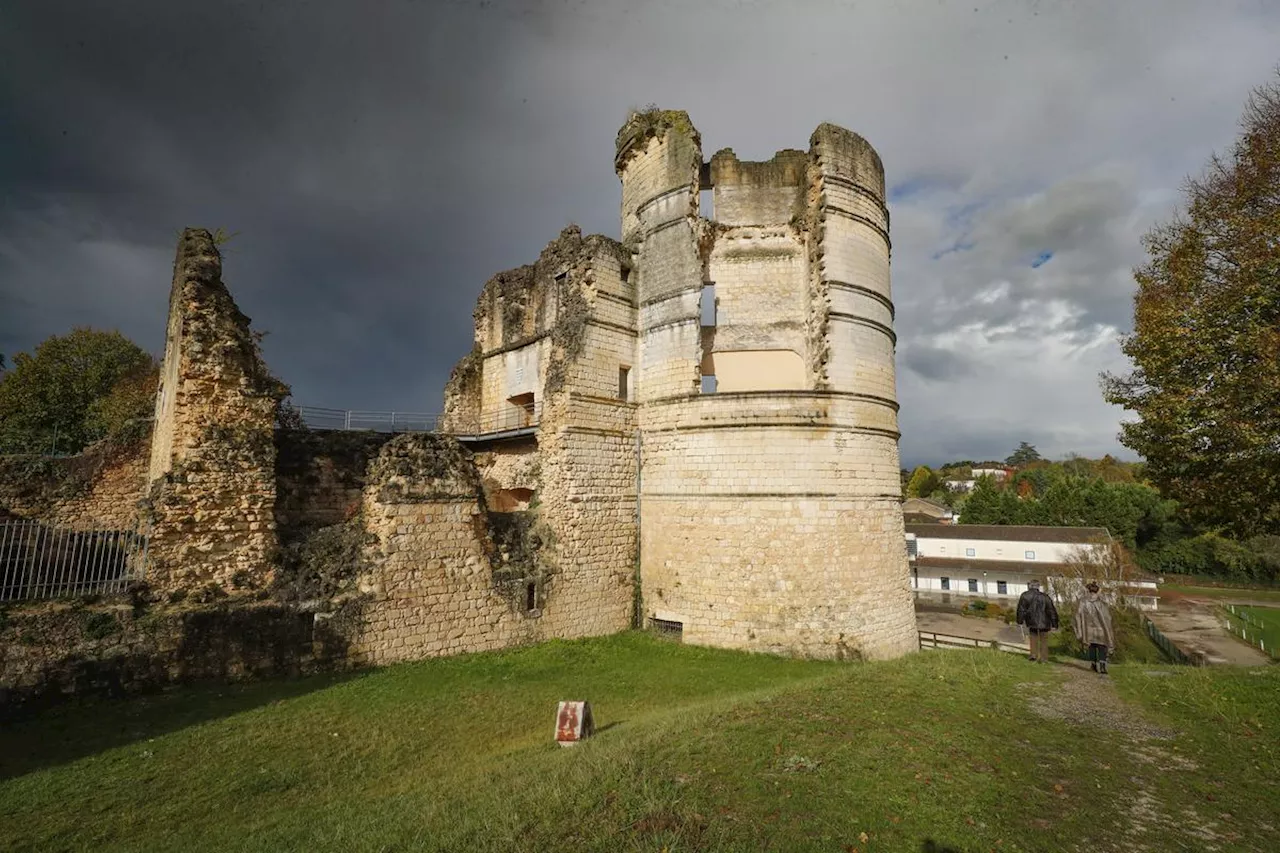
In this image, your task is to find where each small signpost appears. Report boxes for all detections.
[555,700,594,747]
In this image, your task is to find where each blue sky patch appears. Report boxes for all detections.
[1030,250,1053,268]
[932,239,976,261]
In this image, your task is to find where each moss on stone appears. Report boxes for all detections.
[273,516,375,604]
[368,434,480,503]
[615,106,699,161]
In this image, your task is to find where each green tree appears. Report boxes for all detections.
[1005,442,1041,467]
[905,465,940,498]
[0,328,157,454]
[1103,73,1280,538]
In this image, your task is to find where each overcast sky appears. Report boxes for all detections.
[2,0,1277,467]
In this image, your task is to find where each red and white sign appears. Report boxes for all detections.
[554,701,594,747]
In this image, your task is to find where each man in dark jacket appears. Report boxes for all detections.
[1016,580,1059,663]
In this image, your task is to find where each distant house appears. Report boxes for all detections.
[905,524,1159,610]
[902,497,956,525]
[971,467,1008,480]
[942,479,976,493]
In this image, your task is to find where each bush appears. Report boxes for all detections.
[1138,532,1279,583]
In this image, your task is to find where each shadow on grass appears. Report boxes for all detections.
[0,669,366,782]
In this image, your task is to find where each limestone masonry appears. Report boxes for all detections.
[439,108,916,660]
[1,109,916,709]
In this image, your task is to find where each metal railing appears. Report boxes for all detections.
[0,520,148,602]
[918,630,1031,656]
[290,402,543,438]
[293,406,441,433]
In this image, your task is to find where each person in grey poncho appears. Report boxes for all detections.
[1072,581,1115,675]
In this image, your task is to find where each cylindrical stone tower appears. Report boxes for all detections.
[619,108,917,661]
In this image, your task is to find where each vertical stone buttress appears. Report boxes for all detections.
[143,229,286,592]
[622,111,917,661]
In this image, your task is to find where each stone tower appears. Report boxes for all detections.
[616,110,917,660]
[443,109,916,661]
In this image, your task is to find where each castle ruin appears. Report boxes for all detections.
[1,108,915,712]
[439,109,916,660]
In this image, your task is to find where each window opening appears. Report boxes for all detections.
[997,580,1008,595]
[525,582,537,613]
[967,578,978,593]
[700,283,717,327]
[699,188,714,220]
[650,618,683,641]
[618,366,630,401]
[507,392,536,428]
[965,547,976,557]
[1024,550,1036,560]
[940,577,950,591]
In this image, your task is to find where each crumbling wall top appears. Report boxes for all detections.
[615,107,700,171]
[809,123,885,200]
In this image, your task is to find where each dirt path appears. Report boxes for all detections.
[1022,665,1233,851]
[1147,599,1271,666]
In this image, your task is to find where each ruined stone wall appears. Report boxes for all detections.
[274,431,394,544]
[349,434,545,664]
[142,229,286,593]
[0,597,351,720]
[0,431,151,530]
[709,148,807,226]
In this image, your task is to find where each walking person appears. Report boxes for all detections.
[1016,580,1059,663]
[1073,581,1116,675]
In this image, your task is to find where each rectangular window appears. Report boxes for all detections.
[997,580,1008,595]
[618,366,630,401]
[1025,550,1036,560]
[940,577,950,591]
[967,578,978,593]
[965,547,976,557]
[621,266,632,287]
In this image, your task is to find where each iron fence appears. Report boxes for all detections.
[290,401,542,438]
[0,519,148,602]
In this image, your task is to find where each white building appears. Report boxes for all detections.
[971,468,1008,480]
[905,523,1159,610]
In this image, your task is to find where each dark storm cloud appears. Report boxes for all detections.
[3,0,1279,466]
[0,0,585,411]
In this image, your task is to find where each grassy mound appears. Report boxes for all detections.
[1,632,1276,852]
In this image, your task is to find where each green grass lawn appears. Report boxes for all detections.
[1221,605,1280,658]
[2,632,1277,852]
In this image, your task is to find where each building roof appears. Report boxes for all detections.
[905,524,1112,544]
[914,556,1069,575]
[903,497,951,513]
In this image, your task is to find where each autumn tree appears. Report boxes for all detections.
[1103,73,1280,537]
[905,465,940,498]
[0,328,157,454]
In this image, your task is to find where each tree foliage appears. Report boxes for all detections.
[0,328,157,455]
[1102,73,1280,538]
[1004,442,1041,467]
[905,465,940,499]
